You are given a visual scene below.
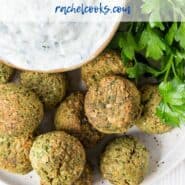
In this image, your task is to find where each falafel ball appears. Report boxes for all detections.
[55,92,104,148]
[81,50,126,88]
[100,136,149,185]
[0,63,14,84]
[30,131,86,185]
[136,85,172,134]
[75,164,93,185]
[0,135,33,174]
[41,163,93,185]
[0,83,44,136]
[85,76,141,134]
[20,72,67,109]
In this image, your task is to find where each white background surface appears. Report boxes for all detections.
[158,161,185,185]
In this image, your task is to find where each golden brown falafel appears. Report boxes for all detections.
[0,135,33,174]
[100,136,149,185]
[85,76,141,134]
[0,62,14,84]
[55,92,84,133]
[81,50,126,88]
[55,92,104,148]
[136,85,172,134]
[75,164,93,185]
[30,131,86,185]
[0,83,44,136]
[20,72,67,109]
[41,163,93,185]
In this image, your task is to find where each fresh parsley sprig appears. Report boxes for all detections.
[110,22,185,127]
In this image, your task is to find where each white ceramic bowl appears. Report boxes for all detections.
[1,22,120,73]
[0,1,123,73]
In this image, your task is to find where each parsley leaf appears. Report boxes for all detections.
[109,32,123,49]
[126,62,145,79]
[159,79,185,106]
[157,78,185,126]
[119,32,137,61]
[109,2,185,127]
[175,51,185,64]
[139,26,166,60]
[156,102,181,127]
[175,23,185,49]
[149,22,165,31]
[142,0,185,22]
[127,62,161,79]
[141,0,161,22]
[165,23,178,46]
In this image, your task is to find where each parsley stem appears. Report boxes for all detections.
[164,55,173,82]
[172,62,178,78]
[128,23,133,32]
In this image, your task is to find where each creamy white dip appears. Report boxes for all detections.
[0,0,122,71]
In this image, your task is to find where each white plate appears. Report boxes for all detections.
[0,126,185,185]
[0,70,185,185]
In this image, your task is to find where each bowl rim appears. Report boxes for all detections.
[0,22,120,73]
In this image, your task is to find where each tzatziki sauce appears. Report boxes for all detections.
[0,0,122,71]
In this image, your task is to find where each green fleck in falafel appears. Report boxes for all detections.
[81,50,126,88]
[30,131,86,185]
[0,83,44,136]
[0,135,33,174]
[55,92,104,148]
[100,136,149,185]
[136,85,172,134]
[0,63,14,84]
[41,163,93,185]
[20,72,67,109]
[85,76,141,134]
